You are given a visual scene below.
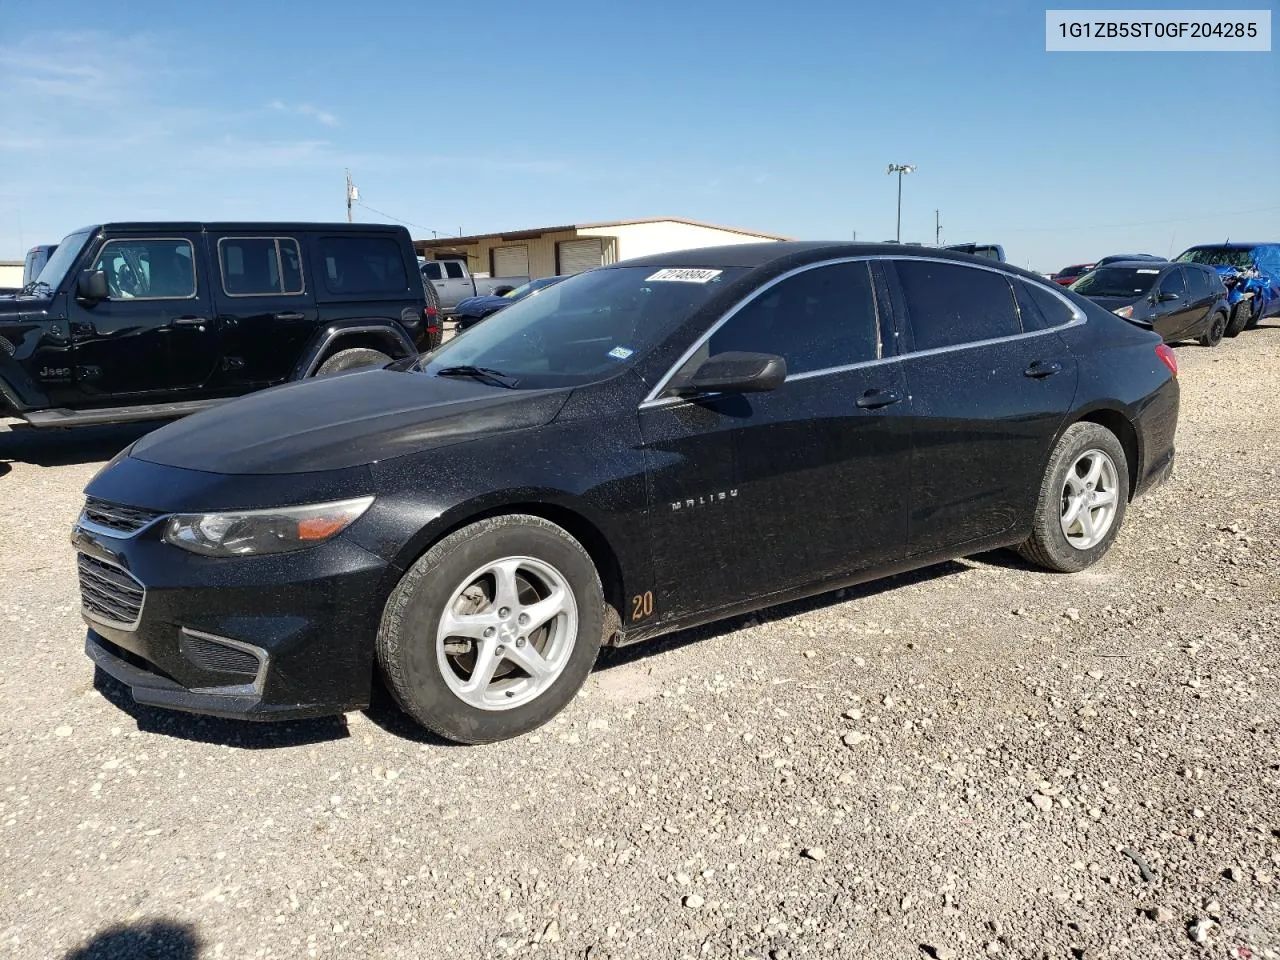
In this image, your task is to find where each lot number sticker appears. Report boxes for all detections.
[645,268,723,283]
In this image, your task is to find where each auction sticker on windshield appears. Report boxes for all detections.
[646,268,723,283]
[1138,269,1160,273]
[607,346,634,360]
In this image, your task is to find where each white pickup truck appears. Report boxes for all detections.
[421,259,530,315]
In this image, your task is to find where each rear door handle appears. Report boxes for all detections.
[170,316,208,327]
[855,388,904,410]
[1024,360,1063,379]
[273,312,304,321]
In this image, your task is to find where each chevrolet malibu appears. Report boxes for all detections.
[75,243,1179,743]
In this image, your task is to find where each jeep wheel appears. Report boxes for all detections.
[316,347,392,376]
[376,514,606,744]
[1199,310,1226,347]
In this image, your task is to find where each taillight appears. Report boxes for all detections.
[1156,343,1177,378]
[425,305,438,319]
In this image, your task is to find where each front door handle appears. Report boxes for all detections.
[1024,360,1063,379]
[855,387,904,409]
[170,316,208,328]
[273,312,305,322]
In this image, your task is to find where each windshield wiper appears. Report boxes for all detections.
[18,280,51,296]
[435,365,520,388]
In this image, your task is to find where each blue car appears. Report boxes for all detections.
[454,276,569,331]
[1175,243,1280,337]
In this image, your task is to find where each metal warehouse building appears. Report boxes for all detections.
[414,217,790,279]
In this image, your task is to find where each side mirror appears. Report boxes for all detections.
[679,351,787,396]
[76,270,109,302]
[1156,291,1180,303]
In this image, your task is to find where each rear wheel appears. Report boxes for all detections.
[376,514,605,744]
[316,347,392,376]
[1018,422,1130,573]
[1199,311,1226,347]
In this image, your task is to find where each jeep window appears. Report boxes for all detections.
[1070,267,1160,298]
[1175,247,1253,269]
[219,237,305,296]
[895,260,1020,350]
[443,261,466,280]
[93,239,196,300]
[31,231,90,293]
[422,264,745,389]
[319,237,411,296]
[701,262,880,375]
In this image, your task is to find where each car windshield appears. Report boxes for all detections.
[422,265,744,389]
[1070,266,1161,298]
[30,230,91,293]
[1175,247,1254,269]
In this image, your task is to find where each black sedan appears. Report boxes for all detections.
[75,243,1179,743]
[1070,260,1229,346]
[454,275,568,331]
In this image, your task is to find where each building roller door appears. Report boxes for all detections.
[558,238,604,275]
[492,244,529,278]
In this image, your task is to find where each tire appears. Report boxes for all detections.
[1225,302,1250,338]
[376,514,606,744]
[1199,310,1226,347]
[1017,422,1130,573]
[316,347,392,376]
[1244,298,1262,329]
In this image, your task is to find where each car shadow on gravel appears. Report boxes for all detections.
[0,420,165,469]
[596,559,971,671]
[93,667,350,749]
[64,919,199,959]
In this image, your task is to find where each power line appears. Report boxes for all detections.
[1001,204,1280,235]
[354,200,450,238]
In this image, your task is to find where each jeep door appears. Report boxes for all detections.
[68,233,214,399]
[209,233,316,389]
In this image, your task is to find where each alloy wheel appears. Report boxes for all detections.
[1060,449,1120,550]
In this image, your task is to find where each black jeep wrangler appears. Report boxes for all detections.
[0,222,441,427]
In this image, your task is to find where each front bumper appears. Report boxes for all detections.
[74,520,392,722]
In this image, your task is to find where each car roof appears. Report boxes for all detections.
[74,222,410,234]
[1098,259,1173,268]
[610,241,1046,280]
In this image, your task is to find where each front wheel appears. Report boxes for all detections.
[1225,301,1251,337]
[376,514,605,744]
[1018,422,1130,573]
[1199,311,1226,347]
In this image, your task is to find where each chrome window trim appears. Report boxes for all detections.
[216,236,307,298]
[638,255,1087,411]
[184,629,270,697]
[77,553,146,633]
[93,237,199,302]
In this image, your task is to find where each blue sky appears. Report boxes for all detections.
[1,0,1276,272]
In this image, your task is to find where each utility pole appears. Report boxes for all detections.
[345,169,358,223]
[886,164,915,243]
[935,209,941,245]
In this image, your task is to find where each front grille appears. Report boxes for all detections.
[82,497,163,535]
[179,631,260,679]
[78,553,145,629]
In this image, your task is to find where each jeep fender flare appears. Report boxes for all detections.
[293,320,417,379]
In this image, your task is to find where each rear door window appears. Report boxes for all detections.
[218,237,305,296]
[318,236,410,295]
[705,261,880,375]
[443,261,466,280]
[894,260,1020,350]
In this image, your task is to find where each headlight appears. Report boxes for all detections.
[163,496,374,557]
[1112,305,1134,319]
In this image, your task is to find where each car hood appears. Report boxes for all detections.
[130,369,571,475]
[0,293,52,319]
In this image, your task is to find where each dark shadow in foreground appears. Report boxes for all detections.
[597,558,972,671]
[0,420,166,469]
[93,666,349,750]
[64,920,199,959]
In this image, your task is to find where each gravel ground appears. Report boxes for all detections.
[1,324,1277,960]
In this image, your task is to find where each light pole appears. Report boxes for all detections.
[886,163,915,243]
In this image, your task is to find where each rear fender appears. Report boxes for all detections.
[292,320,417,379]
